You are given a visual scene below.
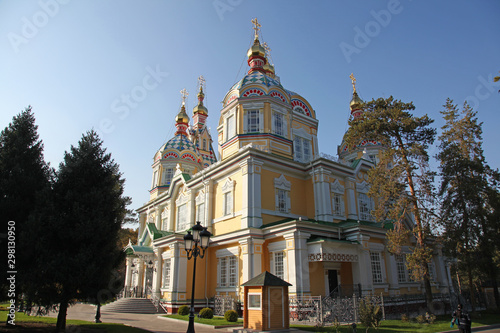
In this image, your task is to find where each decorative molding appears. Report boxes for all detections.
[274,174,291,191]
[195,190,205,205]
[221,177,235,193]
[356,180,370,194]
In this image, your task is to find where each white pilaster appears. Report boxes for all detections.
[385,251,399,295]
[124,257,132,290]
[172,242,187,301]
[283,231,311,296]
[346,177,358,220]
[311,166,333,222]
[204,179,214,233]
[239,158,263,229]
[152,248,163,298]
[155,207,161,230]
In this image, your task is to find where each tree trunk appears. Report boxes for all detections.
[423,269,434,313]
[488,264,500,308]
[56,298,68,332]
[468,266,476,311]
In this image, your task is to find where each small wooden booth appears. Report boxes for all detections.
[241,271,292,331]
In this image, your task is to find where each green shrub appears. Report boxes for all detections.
[178,305,190,316]
[358,297,383,331]
[199,307,214,319]
[401,313,409,322]
[428,313,436,324]
[224,309,238,322]
[416,314,426,324]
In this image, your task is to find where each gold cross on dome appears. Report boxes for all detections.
[349,73,357,93]
[197,75,205,89]
[251,18,261,39]
[180,88,188,105]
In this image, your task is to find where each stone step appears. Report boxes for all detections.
[102,298,165,314]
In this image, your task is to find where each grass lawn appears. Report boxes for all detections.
[0,309,151,332]
[291,311,500,333]
[164,314,243,327]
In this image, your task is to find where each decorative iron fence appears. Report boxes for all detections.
[289,294,384,325]
[213,295,237,316]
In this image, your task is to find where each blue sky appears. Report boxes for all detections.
[1,0,499,214]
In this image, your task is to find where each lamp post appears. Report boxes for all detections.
[183,221,211,333]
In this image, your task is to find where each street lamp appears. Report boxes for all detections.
[183,221,211,333]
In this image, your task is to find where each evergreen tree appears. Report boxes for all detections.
[344,96,437,312]
[43,130,132,331]
[0,107,51,322]
[437,99,500,308]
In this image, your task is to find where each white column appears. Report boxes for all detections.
[204,179,214,233]
[345,177,358,220]
[284,231,311,296]
[349,234,372,294]
[152,248,163,298]
[168,201,175,232]
[124,257,133,292]
[188,189,195,228]
[385,251,399,295]
[155,207,161,230]
[171,243,187,301]
[137,260,145,295]
[138,213,147,238]
[239,158,263,229]
[311,167,333,222]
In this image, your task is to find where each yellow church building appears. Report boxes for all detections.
[123,20,451,314]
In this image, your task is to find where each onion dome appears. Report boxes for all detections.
[350,91,363,112]
[175,104,189,124]
[247,38,266,58]
[192,86,208,116]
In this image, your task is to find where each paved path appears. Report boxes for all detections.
[440,324,500,333]
[48,303,238,333]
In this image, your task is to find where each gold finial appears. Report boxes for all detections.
[197,75,206,91]
[349,73,357,93]
[180,88,189,106]
[251,18,261,39]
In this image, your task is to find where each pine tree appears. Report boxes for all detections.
[45,130,132,331]
[437,98,500,308]
[344,96,437,312]
[0,106,51,324]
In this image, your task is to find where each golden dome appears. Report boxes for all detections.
[247,38,266,58]
[263,62,275,74]
[193,104,208,115]
[350,91,363,110]
[176,105,189,124]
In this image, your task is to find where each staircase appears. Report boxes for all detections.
[101,298,166,314]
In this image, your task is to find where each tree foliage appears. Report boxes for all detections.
[0,107,52,319]
[344,96,437,311]
[437,98,500,308]
[23,130,133,331]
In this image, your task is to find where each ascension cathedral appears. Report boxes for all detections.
[123,20,451,314]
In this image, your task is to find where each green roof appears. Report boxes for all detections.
[241,271,292,287]
[307,236,359,245]
[125,245,154,256]
[147,223,172,240]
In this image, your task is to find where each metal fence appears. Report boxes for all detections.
[289,294,383,325]
[213,295,237,316]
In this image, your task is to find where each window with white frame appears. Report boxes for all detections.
[293,136,311,163]
[218,255,238,288]
[226,114,236,141]
[332,193,345,216]
[161,167,174,185]
[161,207,169,231]
[196,202,205,225]
[395,254,409,283]
[152,170,158,189]
[272,111,285,136]
[358,193,374,221]
[176,204,187,231]
[246,109,260,133]
[370,252,383,284]
[274,175,291,214]
[273,252,285,280]
[162,259,171,288]
[221,178,235,217]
